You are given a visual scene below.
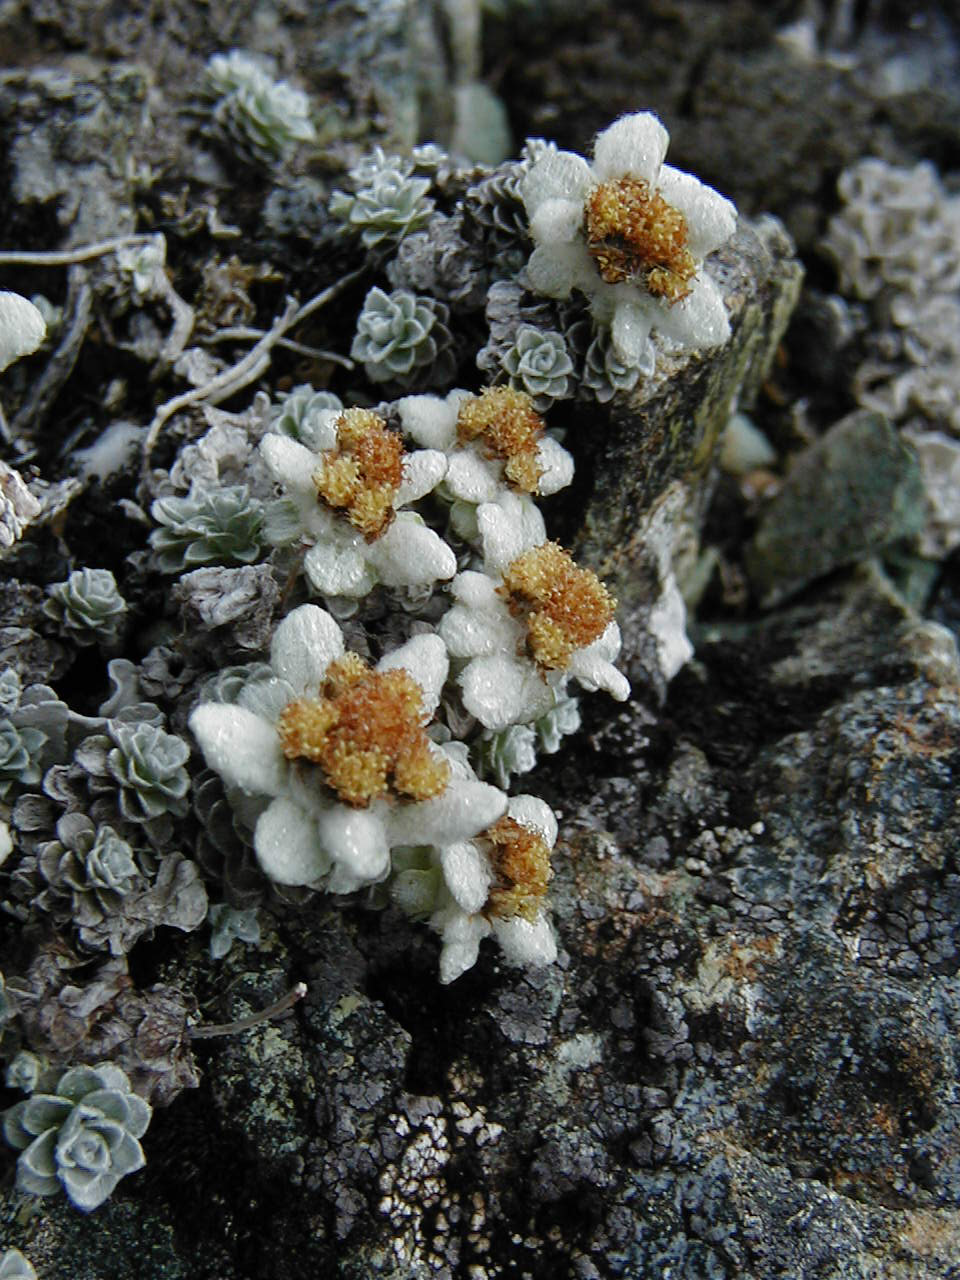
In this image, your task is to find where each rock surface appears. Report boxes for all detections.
[10,564,960,1279]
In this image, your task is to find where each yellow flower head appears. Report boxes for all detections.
[313,408,405,540]
[456,386,545,493]
[484,815,553,922]
[500,541,617,671]
[277,653,449,807]
[584,175,696,302]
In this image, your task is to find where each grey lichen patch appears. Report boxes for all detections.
[302,979,415,1243]
[531,1031,606,1121]
[747,675,960,924]
[494,963,565,1046]
[683,932,784,1022]
[889,1209,960,1275]
[762,560,931,687]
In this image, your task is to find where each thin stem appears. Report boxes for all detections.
[189,981,308,1039]
[0,235,156,267]
[140,267,366,481]
[140,297,299,476]
[290,268,365,327]
[201,326,354,367]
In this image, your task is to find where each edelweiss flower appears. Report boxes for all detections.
[189,604,507,893]
[438,495,629,730]
[392,794,560,983]
[397,387,574,506]
[261,407,455,599]
[521,112,738,372]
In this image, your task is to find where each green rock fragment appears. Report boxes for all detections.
[746,410,926,606]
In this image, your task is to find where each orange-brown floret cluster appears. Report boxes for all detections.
[276,652,449,807]
[584,175,696,302]
[500,541,617,671]
[312,408,405,539]
[484,816,552,922]
[456,387,545,493]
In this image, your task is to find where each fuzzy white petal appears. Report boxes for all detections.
[304,537,376,599]
[438,600,520,658]
[592,618,623,663]
[317,805,391,891]
[611,298,655,368]
[397,449,447,506]
[567,622,630,701]
[309,408,343,452]
[434,906,491,984]
[0,291,46,374]
[525,244,580,299]
[377,633,449,717]
[270,603,344,692]
[529,197,583,245]
[254,797,332,886]
[586,283,617,327]
[506,795,559,848]
[391,866,441,917]
[521,149,593,218]
[448,499,480,544]
[260,434,319,499]
[237,675,297,723]
[592,111,669,184]
[459,655,557,730]
[189,704,287,796]
[450,569,502,610]
[440,841,492,914]
[535,436,575,496]
[652,274,731,350]
[657,165,738,258]
[444,449,502,503]
[436,739,477,782]
[396,391,467,450]
[387,779,507,847]
[477,493,546,575]
[294,493,329,539]
[369,514,457,587]
[492,913,558,968]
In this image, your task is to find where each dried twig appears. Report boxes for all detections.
[293,271,365,327]
[201,326,354,367]
[140,268,364,480]
[156,275,196,368]
[140,295,299,479]
[189,981,307,1039]
[0,235,157,267]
